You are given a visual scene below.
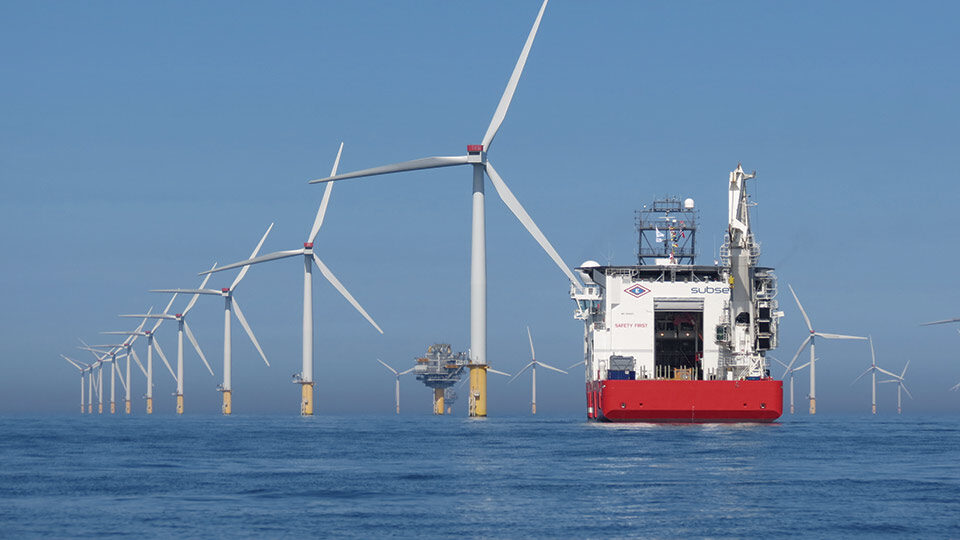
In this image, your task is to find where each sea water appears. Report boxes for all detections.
[1,414,958,538]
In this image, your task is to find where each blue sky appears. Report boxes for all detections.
[2,1,958,415]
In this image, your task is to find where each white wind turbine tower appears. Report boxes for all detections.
[310,0,583,417]
[920,317,960,390]
[78,342,107,414]
[61,356,89,414]
[153,225,273,415]
[109,295,180,413]
[877,361,913,414]
[80,343,128,414]
[203,143,383,416]
[780,284,867,414]
[124,266,217,414]
[852,336,884,414]
[100,311,153,414]
[376,359,416,414]
[508,327,567,414]
[771,356,804,415]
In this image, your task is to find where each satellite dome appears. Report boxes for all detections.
[580,260,601,268]
[578,261,600,283]
[684,198,695,209]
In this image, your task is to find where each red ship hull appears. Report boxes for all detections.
[586,379,783,422]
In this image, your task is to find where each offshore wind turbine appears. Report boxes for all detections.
[772,356,804,415]
[153,224,273,415]
[852,336,884,414]
[203,143,383,416]
[508,327,567,414]
[376,359,415,414]
[310,0,583,417]
[80,344,127,414]
[877,361,913,414]
[61,356,89,414]
[79,342,107,414]
[125,266,217,414]
[101,311,152,414]
[781,284,867,414]
[108,295,179,413]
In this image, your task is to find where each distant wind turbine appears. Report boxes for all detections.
[61,356,89,414]
[781,284,867,414]
[152,224,273,415]
[203,143,383,416]
[309,0,582,418]
[877,361,913,414]
[851,336,884,414]
[108,295,179,413]
[376,359,416,414]
[125,265,217,414]
[508,327,567,414]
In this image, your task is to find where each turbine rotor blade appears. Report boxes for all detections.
[312,254,383,334]
[485,161,583,290]
[488,368,512,377]
[851,366,872,385]
[153,340,177,382]
[787,284,813,332]
[784,334,813,374]
[232,223,275,290]
[201,249,304,275]
[481,0,549,150]
[875,366,899,379]
[508,362,535,384]
[184,264,216,316]
[232,298,269,366]
[526,326,535,360]
[183,321,214,376]
[151,289,220,295]
[398,367,416,376]
[901,359,910,378]
[62,355,83,371]
[901,383,914,400]
[815,332,867,340]
[920,317,960,326]
[308,142,344,243]
[377,358,398,375]
[308,156,470,184]
[537,361,567,375]
[567,360,586,369]
[130,349,147,378]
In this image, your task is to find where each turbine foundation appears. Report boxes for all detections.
[468,365,487,417]
[110,402,116,414]
[222,390,232,415]
[98,403,103,414]
[301,382,313,416]
[176,394,184,415]
[125,400,131,414]
[809,397,816,415]
[146,398,153,414]
[872,404,877,415]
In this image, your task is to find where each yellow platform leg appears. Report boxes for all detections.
[98,403,102,414]
[110,402,116,414]
[125,400,131,414]
[88,404,92,414]
[222,390,232,415]
[468,365,487,417]
[301,383,313,416]
[809,397,816,415]
[146,398,153,415]
[433,388,445,415]
[176,394,184,415]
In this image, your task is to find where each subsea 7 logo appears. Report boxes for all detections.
[624,284,650,298]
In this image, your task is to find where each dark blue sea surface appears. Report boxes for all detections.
[1,414,958,538]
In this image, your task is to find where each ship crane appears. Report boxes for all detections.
[722,164,767,379]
